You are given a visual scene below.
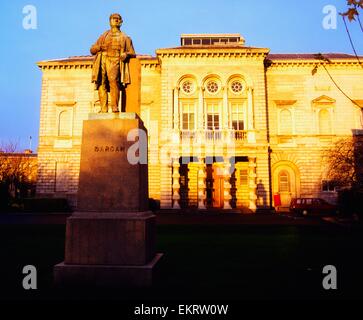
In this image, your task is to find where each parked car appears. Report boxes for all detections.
[289,198,338,216]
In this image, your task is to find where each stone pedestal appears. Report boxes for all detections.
[77,113,148,212]
[54,113,162,288]
[54,212,162,288]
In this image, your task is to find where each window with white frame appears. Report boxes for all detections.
[207,102,220,130]
[181,103,195,131]
[231,102,245,131]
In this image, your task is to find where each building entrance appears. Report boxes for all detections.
[206,162,224,208]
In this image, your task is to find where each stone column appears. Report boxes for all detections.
[197,87,205,144]
[197,159,206,209]
[173,87,180,130]
[247,87,256,143]
[247,87,254,130]
[228,96,232,129]
[248,156,257,211]
[223,159,232,209]
[172,158,181,209]
[222,86,229,130]
[222,86,230,143]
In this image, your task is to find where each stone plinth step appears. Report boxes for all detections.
[54,253,163,288]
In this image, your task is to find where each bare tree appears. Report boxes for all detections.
[0,141,37,210]
[325,136,363,189]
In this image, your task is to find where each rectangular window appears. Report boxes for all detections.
[322,180,336,192]
[183,39,192,45]
[207,103,220,130]
[231,103,245,131]
[182,113,195,130]
[182,103,195,130]
[207,114,220,130]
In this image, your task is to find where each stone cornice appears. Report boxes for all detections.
[139,57,160,69]
[156,47,270,59]
[266,59,363,68]
[37,61,93,70]
[37,55,159,70]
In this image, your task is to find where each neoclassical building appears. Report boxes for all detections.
[36,34,363,212]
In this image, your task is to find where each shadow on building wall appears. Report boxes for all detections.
[257,179,267,207]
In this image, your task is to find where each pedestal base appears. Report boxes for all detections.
[54,211,162,288]
[54,253,163,288]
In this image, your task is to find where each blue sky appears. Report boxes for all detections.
[0,0,362,151]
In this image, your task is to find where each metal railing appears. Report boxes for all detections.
[179,130,247,142]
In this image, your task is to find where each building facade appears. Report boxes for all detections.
[36,34,363,211]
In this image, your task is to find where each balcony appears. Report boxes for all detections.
[179,130,247,143]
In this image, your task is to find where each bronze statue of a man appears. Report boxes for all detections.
[90,13,135,113]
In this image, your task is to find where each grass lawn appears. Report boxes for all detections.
[0,223,362,301]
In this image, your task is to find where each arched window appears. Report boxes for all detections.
[58,110,72,137]
[319,109,331,135]
[278,170,290,192]
[178,77,197,133]
[279,109,292,135]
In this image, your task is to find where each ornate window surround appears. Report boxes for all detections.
[275,100,297,136]
[54,101,76,138]
[312,95,336,136]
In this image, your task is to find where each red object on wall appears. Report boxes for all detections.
[274,194,281,206]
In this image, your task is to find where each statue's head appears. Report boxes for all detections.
[109,13,123,29]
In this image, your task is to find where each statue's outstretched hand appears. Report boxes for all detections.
[120,53,128,61]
